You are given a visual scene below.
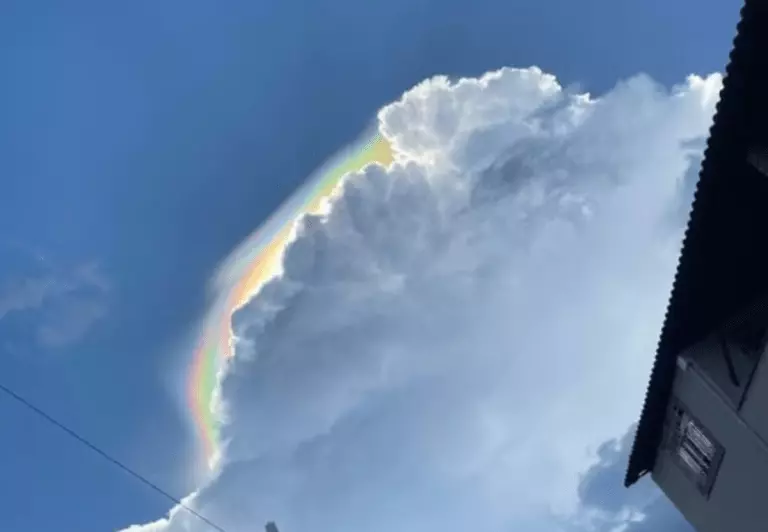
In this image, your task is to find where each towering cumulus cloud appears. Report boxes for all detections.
[125,66,720,532]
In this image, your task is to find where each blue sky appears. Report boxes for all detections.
[0,0,740,531]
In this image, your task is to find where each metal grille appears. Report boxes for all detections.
[669,404,723,496]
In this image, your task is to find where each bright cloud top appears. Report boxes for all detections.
[188,132,393,470]
[126,66,720,532]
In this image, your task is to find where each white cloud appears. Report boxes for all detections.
[122,66,719,532]
[572,424,693,532]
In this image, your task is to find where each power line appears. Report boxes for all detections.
[0,380,227,532]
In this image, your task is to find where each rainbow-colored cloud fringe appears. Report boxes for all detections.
[188,130,394,469]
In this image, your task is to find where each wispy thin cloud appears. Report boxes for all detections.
[0,259,111,349]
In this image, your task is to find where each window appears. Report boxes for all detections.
[667,403,724,496]
[690,302,767,408]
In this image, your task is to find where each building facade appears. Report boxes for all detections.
[625,1,768,530]
[651,301,768,531]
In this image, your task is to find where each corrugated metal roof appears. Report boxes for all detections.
[625,0,768,487]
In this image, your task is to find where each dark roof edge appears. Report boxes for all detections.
[624,1,754,487]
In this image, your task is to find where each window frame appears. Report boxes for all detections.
[687,304,768,411]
